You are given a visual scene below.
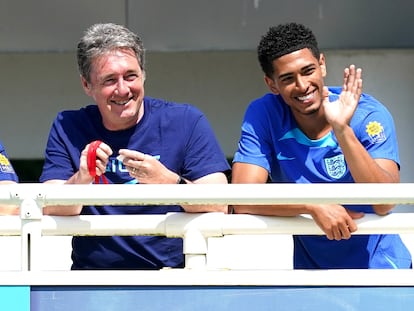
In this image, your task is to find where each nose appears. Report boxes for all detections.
[295,75,308,92]
[115,78,129,96]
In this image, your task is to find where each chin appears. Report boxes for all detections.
[303,105,320,116]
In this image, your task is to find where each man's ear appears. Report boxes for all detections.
[80,75,92,96]
[319,54,327,78]
[264,75,279,94]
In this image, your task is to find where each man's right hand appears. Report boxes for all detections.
[309,204,364,240]
[78,141,113,184]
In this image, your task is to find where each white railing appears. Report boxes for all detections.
[1,183,414,284]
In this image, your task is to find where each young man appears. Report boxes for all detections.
[232,22,411,269]
[40,23,230,269]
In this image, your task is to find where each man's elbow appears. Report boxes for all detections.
[373,204,395,216]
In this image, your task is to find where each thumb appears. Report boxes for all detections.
[322,86,330,107]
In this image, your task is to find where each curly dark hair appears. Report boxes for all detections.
[257,22,320,78]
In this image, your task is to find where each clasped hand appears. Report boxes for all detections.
[311,204,364,240]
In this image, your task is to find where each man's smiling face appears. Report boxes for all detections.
[81,48,145,131]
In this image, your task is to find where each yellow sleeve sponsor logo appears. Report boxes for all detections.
[0,154,15,173]
[365,121,386,143]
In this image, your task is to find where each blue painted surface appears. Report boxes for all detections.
[30,286,414,311]
[0,286,30,311]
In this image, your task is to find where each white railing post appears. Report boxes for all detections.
[19,194,43,271]
[165,212,225,269]
[183,228,208,269]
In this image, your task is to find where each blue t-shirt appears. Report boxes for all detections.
[0,140,18,182]
[233,87,411,269]
[40,97,230,269]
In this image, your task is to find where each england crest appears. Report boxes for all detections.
[324,154,346,179]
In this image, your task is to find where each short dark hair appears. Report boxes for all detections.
[77,23,145,83]
[257,22,320,78]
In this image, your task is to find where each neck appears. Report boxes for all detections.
[294,112,331,140]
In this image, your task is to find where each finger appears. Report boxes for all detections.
[95,148,111,173]
[345,65,357,93]
[326,232,334,241]
[116,154,126,162]
[95,146,111,162]
[348,66,363,98]
[130,166,137,176]
[333,228,343,241]
[95,142,112,155]
[124,158,144,172]
[321,86,330,108]
[339,223,351,240]
[116,154,135,163]
[354,68,363,98]
[119,149,146,161]
[95,159,107,176]
[342,67,350,91]
[126,155,146,175]
[347,219,359,233]
[322,86,329,99]
[355,67,362,81]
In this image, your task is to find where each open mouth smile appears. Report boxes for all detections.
[296,90,315,102]
[111,97,133,106]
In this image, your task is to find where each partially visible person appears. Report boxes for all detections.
[0,140,19,215]
[40,23,230,269]
[231,22,411,269]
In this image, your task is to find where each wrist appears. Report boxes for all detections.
[71,171,94,184]
[332,124,353,138]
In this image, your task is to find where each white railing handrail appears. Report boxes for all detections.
[2,183,414,205]
[0,183,414,272]
[1,213,414,236]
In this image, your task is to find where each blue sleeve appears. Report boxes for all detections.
[40,114,79,182]
[352,95,400,167]
[181,107,230,179]
[0,141,18,182]
[233,100,274,172]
